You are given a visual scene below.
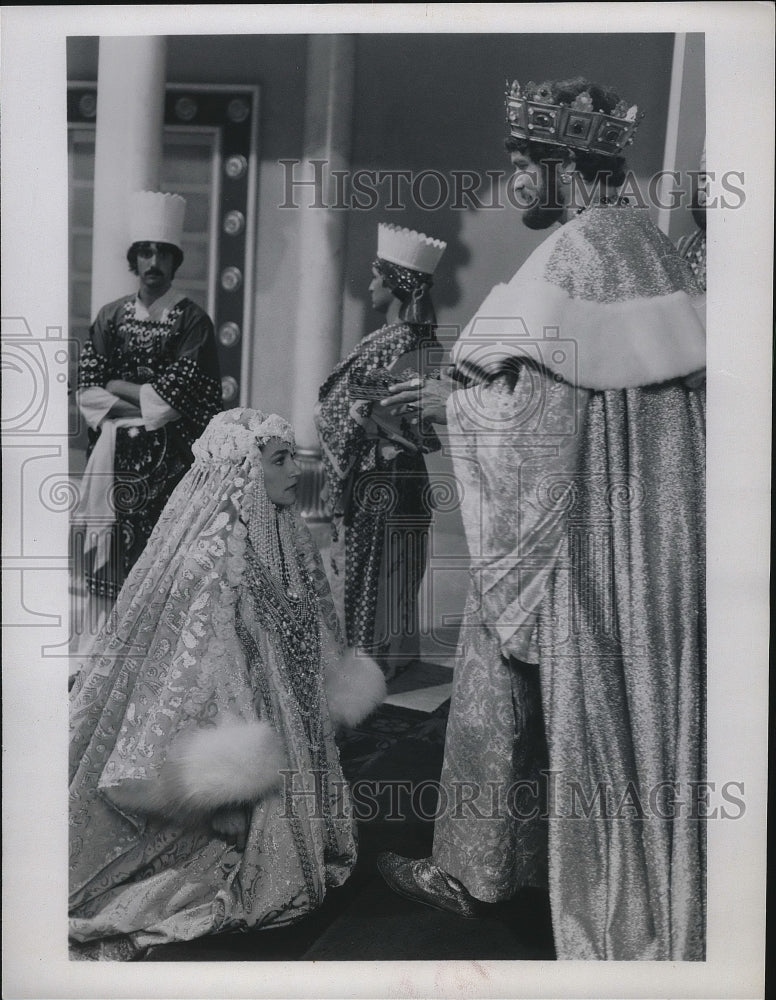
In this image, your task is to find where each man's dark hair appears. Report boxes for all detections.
[505,136,628,188]
[127,241,184,276]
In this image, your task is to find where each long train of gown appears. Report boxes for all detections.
[69,470,358,960]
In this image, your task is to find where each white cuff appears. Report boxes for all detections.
[140,384,181,431]
[76,387,121,430]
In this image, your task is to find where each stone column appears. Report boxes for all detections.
[291,34,355,522]
[90,36,167,318]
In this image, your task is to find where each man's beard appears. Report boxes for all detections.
[521,163,565,230]
[521,201,565,230]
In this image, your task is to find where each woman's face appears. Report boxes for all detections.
[260,438,301,506]
[369,267,395,314]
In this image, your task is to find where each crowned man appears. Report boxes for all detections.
[75,191,222,604]
[315,223,447,680]
[378,77,706,961]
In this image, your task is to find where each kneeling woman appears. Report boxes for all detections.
[69,408,386,960]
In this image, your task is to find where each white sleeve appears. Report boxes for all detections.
[76,387,121,429]
[140,383,181,431]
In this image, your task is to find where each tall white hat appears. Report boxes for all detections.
[128,191,187,252]
[376,223,447,276]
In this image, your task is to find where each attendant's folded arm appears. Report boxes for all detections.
[139,383,181,430]
[76,386,123,429]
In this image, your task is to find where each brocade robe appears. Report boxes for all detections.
[315,322,442,673]
[433,205,706,961]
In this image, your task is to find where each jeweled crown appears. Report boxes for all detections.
[505,80,644,157]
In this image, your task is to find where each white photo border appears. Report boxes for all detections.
[2,4,772,998]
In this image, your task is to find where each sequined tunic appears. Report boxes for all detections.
[316,323,441,670]
[435,206,706,960]
[676,227,707,291]
[78,294,222,596]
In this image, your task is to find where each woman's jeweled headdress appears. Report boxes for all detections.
[192,408,301,596]
[372,224,447,325]
[375,223,447,277]
[192,408,295,471]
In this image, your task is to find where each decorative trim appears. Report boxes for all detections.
[105,719,285,820]
[325,649,387,728]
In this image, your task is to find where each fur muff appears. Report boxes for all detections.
[325,648,387,728]
[105,719,285,821]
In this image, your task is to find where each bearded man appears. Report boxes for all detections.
[75,191,222,603]
[378,77,706,961]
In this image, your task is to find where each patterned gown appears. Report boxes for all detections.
[315,323,441,673]
[69,471,358,960]
[77,292,222,598]
[434,205,706,960]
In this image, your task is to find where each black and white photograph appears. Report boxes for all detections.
[1,4,772,998]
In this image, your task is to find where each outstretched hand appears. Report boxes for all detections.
[378,367,457,425]
[349,402,421,454]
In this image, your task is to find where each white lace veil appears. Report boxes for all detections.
[70,408,320,806]
[189,407,301,595]
[70,405,385,839]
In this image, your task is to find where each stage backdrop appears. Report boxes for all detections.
[67,32,702,422]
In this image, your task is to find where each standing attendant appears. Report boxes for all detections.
[75,190,222,604]
[315,224,447,679]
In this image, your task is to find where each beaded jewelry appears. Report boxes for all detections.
[192,407,300,595]
[575,195,630,215]
[192,408,323,725]
[372,257,432,295]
